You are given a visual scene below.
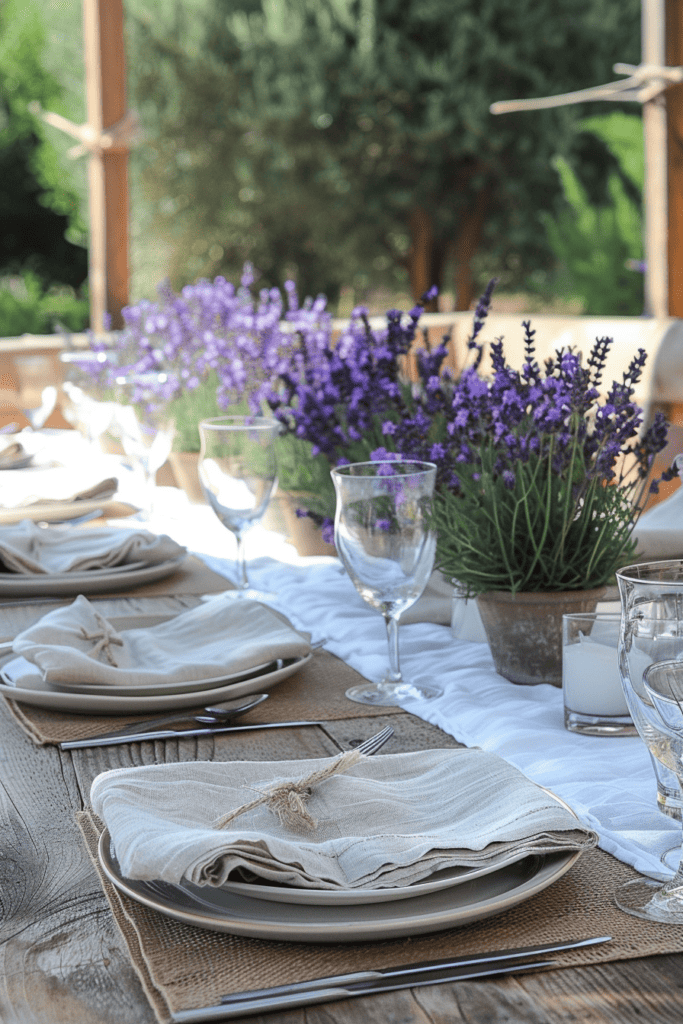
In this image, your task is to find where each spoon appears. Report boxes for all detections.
[96,693,270,738]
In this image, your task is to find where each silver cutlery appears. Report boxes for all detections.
[70,694,271,742]
[61,718,327,750]
[170,935,611,1022]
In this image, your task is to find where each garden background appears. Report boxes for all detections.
[0,0,647,332]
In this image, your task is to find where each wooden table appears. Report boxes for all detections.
[1,597,683,1023]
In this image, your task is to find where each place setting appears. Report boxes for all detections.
[0,516,188,596]
[0,592,315,715]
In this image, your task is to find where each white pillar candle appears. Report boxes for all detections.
[563,635,629,716]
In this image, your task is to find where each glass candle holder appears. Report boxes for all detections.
[562,612,636,736]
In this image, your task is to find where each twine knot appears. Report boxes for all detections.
[212,748,364,832]
[80,612,124,666]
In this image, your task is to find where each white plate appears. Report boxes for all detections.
[0,613,301,698]
[98,828,580,942]
[0,647,311,713]
[0,555,186,597]
[219,852,535,905]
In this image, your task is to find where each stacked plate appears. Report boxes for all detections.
[98,818,579,942]
[0,611,312,714]
[0,555,186,597]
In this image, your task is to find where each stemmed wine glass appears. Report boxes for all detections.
[59,349,117,450]
[616,559,683,920]
[198,416,279,597]
[331,460,442,706]
[113,372,177,518]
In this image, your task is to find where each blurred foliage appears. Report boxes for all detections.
[0,272,89,336]
[125,0,642,305]
[0,0,88,302]
[543,112,644,315]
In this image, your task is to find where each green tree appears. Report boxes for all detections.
[544,112,644,315]
[127,0,641,308]
[0,0,87,291]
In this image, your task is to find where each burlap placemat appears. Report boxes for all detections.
[77,810,683,1023]
[6,648,395,745]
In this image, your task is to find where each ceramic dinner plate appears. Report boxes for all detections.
[0,554,186,597]
[217,851,536,905]
[98,828,580,942]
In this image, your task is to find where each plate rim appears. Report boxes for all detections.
[97,827,580,942]
[0,553,186,596]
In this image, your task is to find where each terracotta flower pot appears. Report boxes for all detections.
[168,450,205,503]
[280,491,337,557]
[476,586,607,687]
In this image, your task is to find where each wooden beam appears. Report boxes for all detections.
[82,0,129,332]
[667,0,683,315]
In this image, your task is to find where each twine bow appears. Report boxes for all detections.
[212,748,365,832]
[80,612,124,666]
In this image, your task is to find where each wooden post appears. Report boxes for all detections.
[667,0,683,315]
[82,0,129,331]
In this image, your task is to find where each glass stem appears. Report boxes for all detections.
[384,612,402,685]
[234,532,249,591]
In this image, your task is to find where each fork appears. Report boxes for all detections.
[352,725,394,756]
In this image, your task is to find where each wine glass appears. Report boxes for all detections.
[113,372,177,518]
[198,416,279,597]
[58,349,117,449]
[331,460,441,706]
[615,559,683,919]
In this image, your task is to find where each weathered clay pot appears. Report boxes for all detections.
[476,586,607,687]
[280,491,337,557]
[168,450,205,503]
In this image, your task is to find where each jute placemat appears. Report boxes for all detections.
[6,648,395,745]
[77,810,683,1023]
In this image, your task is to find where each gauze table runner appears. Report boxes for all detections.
[198,553,681,882]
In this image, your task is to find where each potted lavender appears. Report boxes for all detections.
[396,284,672,685]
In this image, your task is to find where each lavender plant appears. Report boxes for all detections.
[267,287,441,540]
[394,284,672,594]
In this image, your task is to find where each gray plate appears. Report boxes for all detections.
[98,829,580,942]
[0,555,186,597]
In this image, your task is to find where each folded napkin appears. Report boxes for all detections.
[0,521,185,574]
[0,441,27,469]
[633,481,683,561]
[8,594,311,688]
[90,747,597,891]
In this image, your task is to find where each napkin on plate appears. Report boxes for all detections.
[0,441,28,469]
[0,520,185,574]
[90,747,597,890]
[8,594,311,688]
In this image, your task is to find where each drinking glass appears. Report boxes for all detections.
[198,416,279,597]
[331,460,441,706]
[615,559,683,919]
[59,350,117,449]
[114,372,177,517]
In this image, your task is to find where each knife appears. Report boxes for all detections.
[60,719,326,749]
[169,935,611,1022]
[216,934,611,1004]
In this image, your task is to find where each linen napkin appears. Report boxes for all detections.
[0,441,28,469]
[7,594,311,688]
[633,481,683,561]
[0,521,185,574]
[90,747,597,890]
